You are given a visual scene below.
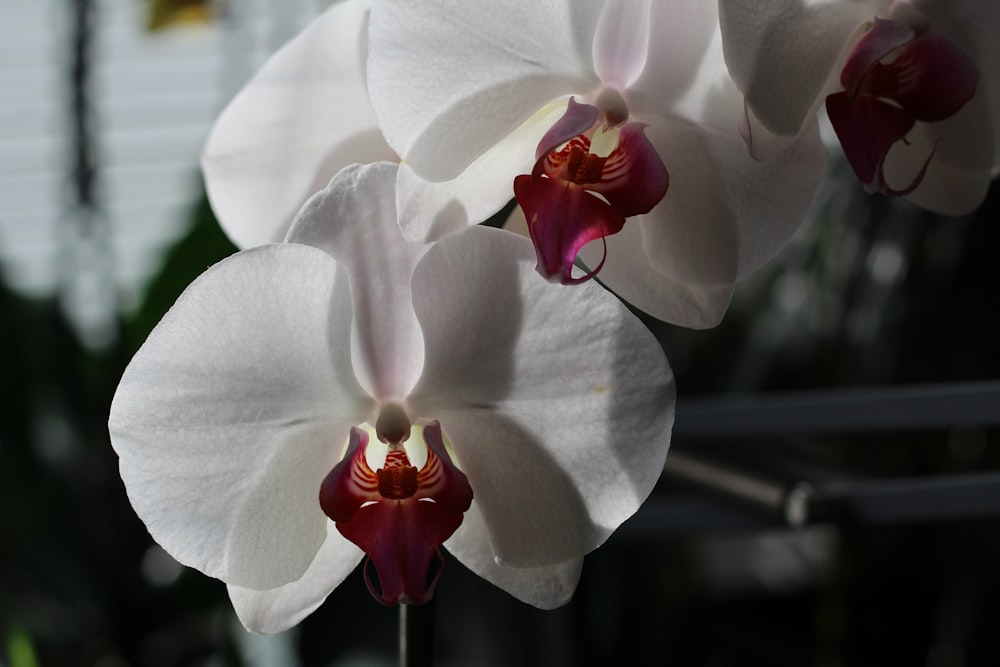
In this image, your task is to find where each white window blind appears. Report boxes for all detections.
[0,0,330,344]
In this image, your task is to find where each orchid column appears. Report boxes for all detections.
[367,0,827,327]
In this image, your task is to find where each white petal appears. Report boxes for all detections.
[579,222,735,328]
[717,0,873,136]
[407,227,674,567]
[228,524,363,635]
[891,153,991,216]
[626,0,719,113]
[592,0,651,90]
[396,101,569,242]
[109,245,374,590]
[445,503,583,609]
[367,0,603,181]
[925,89,994,173]
[201,0,395,249]
[658,21,800,163]
[638,110,826,286]
[288,163,427,401]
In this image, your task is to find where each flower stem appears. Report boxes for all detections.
[399,601,435,667]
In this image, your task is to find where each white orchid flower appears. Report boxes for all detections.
[108,162,675,634]
[366,0,827,328]
[719,0,999,215]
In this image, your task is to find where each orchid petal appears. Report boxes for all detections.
[663,23,795,165]
[894,161,991,216]
[109,245,373,590]
[658,25,740,134]
[368,0,603,181]
[626,0,718,111]
[736,102,803,162]
[718,0,873,136]
[288,163,427,402]
[592,0,651,90]
[883,122,991,214]
[639,113,826,286]
[921,89,994,173]
[579,222,735,329]
[422,410,611,568]
[445,503,583,609]
[882,86,994,214]
[201,0,394,248]
[227,524,363,635]
[407,226,674,567]
[396,101,569,243]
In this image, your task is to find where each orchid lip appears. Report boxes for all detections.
[515,98,669,285]
[828,16,979,196]
[319,420,472,605]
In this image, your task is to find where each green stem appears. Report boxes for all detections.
[399,601,435,667]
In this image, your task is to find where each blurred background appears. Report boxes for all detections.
[1,1,998,665]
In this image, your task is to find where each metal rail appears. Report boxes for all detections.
[673,380,1000,437]
[627,380,1000,533]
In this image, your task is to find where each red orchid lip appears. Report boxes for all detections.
[827,17,978,195]
[515,173,623,284]
[319,421,472,605]
[515,98,669,284]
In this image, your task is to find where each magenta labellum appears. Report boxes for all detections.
[514,97,669,284]
[319,419,473,605]
[826,17,979,196]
